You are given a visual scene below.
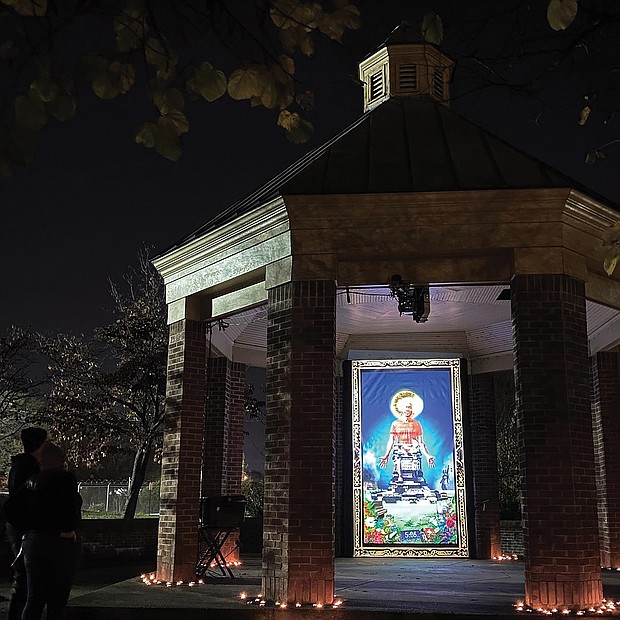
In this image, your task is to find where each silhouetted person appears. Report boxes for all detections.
[17,442,82,620]
[6,427,47,620]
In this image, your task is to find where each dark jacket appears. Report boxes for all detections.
[5,469,82,533]
[8,453,40,496]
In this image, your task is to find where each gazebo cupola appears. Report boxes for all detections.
[359,22,454,112]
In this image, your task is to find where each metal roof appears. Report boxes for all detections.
[161,18,619,257]
[281,96,572,194]
[170,95,584,251]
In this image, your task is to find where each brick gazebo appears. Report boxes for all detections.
[152,26,620,610]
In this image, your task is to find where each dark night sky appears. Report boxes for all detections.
[1,1,619,337]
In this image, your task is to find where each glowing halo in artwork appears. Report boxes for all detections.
[389,389,424,418]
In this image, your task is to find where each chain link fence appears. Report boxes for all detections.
[78,480,160,517]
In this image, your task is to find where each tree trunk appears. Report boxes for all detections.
[123,443,151,520]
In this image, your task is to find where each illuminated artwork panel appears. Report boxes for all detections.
[352,358,468,557]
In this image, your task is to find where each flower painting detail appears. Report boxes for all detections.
[363,496,458,545]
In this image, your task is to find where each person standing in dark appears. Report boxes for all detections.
[6,427,48,620]
[20,442,82,620]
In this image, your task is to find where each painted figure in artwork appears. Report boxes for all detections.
[379,390,435,483]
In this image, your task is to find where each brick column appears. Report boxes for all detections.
[223,359,247,563]
[469,372,502,559]
[263,281,336,605]
[511,274,602,609]
[202,357,227,498]
[157,319,206,582]
[224,361,246,498]
[202,356,246,562]
[591,352,620,568]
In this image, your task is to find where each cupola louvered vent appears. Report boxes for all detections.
[369,70,385,101]
[398,64,417,92]
[433,68,445,100]
[358,24,453,111]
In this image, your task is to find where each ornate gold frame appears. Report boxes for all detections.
[351,358,469,558]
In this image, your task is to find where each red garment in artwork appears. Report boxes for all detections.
[389,418,422,444]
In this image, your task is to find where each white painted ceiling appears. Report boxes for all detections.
[213,284,620,369]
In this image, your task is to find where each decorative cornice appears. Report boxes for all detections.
[564,190,620,230]
[153,197,289,285]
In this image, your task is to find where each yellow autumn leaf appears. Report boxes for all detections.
[277,109,299,131]
[318,13,346,41]
[92,71,120,100]
[299,32,315,56]
[30,77,59,103]
[115,25,135,54]
[161,110,189,135]
[114,12,146,53]
[291,1,322,28]
[228,67,261,100]
[285,118,314,144]
[144,37,165,67]
[185,77,201,101]
[152,88,184,114]
[2,0,47,17]
[153,121,182,162]
[258,71,279,109]
[135,122,157,148]
[135,118,182,161]
[421,12,444,45]
[109,60,135,93]
[602,223,620,247]
[15,94,47,131]
[278,26,314,56]
[270,0,295,29]
[585,149,605,165]
[578,105,591,126]
[271,63,293,91]
[602,224,620,276]
[47,93,77,122]
[271,0,322,30]
[123,0,144,17]
[193,62,227,102]
[547,0,578,31]
[331,4,361,30]
[278,55,295,80]
[168,88,185,111]
[274,80,294,109]
[604,255,619,276]
[317,3,360,40]
[265,59,295,109]
[83,54,121,100]
[145,37,177,79]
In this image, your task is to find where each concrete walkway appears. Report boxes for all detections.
[3,556,620,619]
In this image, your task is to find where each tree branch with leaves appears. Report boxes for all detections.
[421,1,620,167]
[0,0,361,175]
